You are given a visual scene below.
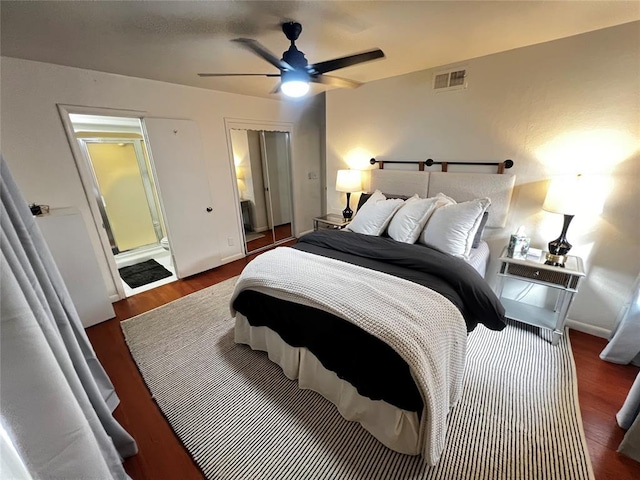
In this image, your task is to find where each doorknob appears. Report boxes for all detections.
[206,207,213,212]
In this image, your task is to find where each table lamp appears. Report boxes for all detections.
[335,169,362,219]
[542,174,582,266]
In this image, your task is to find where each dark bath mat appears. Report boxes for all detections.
[119,259,172,289]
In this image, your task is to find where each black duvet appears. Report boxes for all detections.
[233,229,506,412]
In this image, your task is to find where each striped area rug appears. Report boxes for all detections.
[122,277,594,480]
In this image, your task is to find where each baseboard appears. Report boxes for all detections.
[221,253,245,264]
[566,318,611,339]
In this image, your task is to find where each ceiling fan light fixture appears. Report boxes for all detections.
[281,80,310,98]
[281,70,310,98]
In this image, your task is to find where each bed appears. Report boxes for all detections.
[230,168,515,465]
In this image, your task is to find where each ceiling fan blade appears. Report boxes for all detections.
[309,49,384,75]
[310,75,362,89]
[233,38,293,71]
[198,73,280,77]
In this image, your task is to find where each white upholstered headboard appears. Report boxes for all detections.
[369,169,515,228]
[369,169,430,198]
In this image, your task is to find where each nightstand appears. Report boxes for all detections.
[495,247,586,345]
[313,214,351,231]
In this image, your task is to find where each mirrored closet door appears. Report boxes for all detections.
[229,129,294,253]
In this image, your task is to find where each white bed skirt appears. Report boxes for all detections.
[234,313,421,455]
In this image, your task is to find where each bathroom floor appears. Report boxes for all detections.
[115,246,177,297]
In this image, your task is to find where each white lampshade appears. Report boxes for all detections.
[335,170,362,193]
[543,174,583,215]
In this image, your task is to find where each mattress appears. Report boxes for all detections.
[468,240,490,277]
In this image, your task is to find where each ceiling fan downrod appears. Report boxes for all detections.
[281,22,307,70]
[282,21,302,43]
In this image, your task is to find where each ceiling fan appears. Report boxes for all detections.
[198,21,385,98]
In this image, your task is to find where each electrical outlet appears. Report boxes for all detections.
[227,237,234,246]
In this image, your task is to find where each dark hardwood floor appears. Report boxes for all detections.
[245,223,293,252]
[86,247,640,480]
[571,330,639,479]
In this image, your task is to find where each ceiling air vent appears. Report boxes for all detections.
[433,68,467,92]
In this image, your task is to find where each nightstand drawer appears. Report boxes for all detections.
[502,263,580,289]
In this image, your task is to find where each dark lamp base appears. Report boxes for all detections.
[546,213,574,266]
[342,192,353,219]
[548,237,572,257]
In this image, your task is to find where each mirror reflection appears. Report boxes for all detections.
[230,129,294,253]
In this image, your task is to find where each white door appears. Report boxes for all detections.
[143,118,221,278]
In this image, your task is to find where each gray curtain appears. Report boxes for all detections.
[617,373,640,462]
[0,157,137,479]
[600,273,640,365]
[600,273,640,462]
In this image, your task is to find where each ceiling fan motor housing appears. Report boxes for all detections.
[282,46,308,70]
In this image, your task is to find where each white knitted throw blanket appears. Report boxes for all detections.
[230,247,467,465]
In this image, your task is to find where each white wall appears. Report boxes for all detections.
[0,57,324,299]
[326,22,640,334]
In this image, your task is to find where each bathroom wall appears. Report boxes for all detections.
[87,142,158,252]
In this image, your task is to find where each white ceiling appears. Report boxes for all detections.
[2,1,639,99]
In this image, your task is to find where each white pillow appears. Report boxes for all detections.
[347,190,405,236]
[387,195,441,244]
[420,196,491,258]
[434,192,457,205]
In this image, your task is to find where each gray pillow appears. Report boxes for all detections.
[356,192,410,212]
[472,211,489,248]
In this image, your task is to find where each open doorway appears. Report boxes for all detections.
[66,113,177,296]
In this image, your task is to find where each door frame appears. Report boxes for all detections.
[57,104,148,301]
[223,118,296,255]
